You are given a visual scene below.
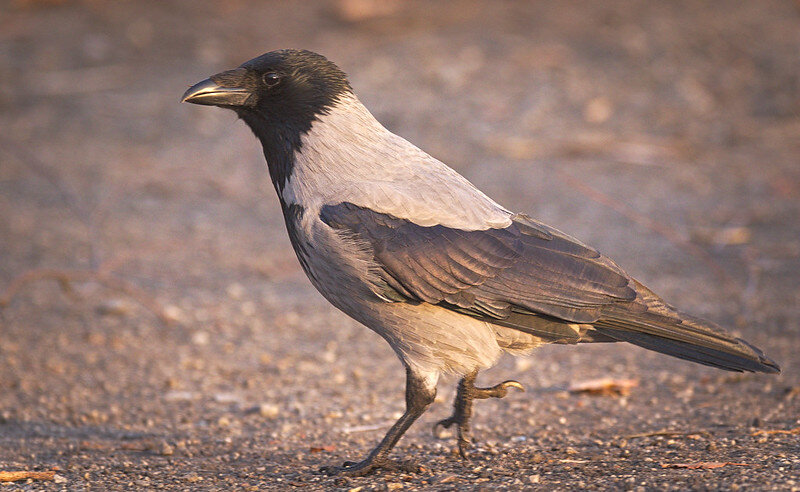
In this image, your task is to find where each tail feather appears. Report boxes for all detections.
[593,281,780,373]
[594,325,779,373]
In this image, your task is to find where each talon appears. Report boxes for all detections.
[397,459,423,473]
[321,459,381,477]
[321,456,422,477]
[457,438,473,459]
[477,379,525,399]
[500,380,525,392]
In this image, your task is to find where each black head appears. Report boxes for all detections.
[182,49,352,191]
[182,49,351,130]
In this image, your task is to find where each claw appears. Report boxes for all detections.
[320,458,421,476]
[475,379,525,399]
[319,458,383,476]
[500,380,525,392]
[456,437,473,459]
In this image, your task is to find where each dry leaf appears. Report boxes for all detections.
[568,378,638,396]
[309,445,336,453]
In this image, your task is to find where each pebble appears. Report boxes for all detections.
[158,442,174,456]
[95,299,133,316]
[259,403,280,419]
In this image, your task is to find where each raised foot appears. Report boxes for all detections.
[474,379,525,399]
[319,457,422,477]
[434,377,524,458]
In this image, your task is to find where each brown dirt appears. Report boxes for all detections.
[1,0,799,489]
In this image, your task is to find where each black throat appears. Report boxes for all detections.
[238,109,307,196]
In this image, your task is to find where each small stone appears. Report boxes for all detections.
[185,474,202,483]
[163,305,185,323]
[191,331,209,346]
[529,474,541,483]
[95,299,133,316]
[259,403,280,419]
[387,483,403,490]
[53,474,67,484]
[159,442,174,456]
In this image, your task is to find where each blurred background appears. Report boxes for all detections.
[1,0,798,488]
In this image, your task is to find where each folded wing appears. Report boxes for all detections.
[320,202,778,373]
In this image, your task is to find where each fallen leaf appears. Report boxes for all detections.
[660,462,751,469]
[309,445,336,453]
[568,378,638,396]
[0,470,56,482]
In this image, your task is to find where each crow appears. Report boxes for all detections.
[182,49,779,476]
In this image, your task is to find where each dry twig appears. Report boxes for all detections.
[660,462,752,470]
[568,378,638,397]
[751,427,800,437]
[626,429,712,439]
[0,470,56,482]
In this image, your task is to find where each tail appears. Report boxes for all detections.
[592,280,780,374]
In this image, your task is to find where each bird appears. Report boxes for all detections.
[181,49,780,476]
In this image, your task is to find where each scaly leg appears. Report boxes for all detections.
[433,370,524,458]
[321,366,437,476]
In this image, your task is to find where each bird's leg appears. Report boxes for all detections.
[321,366,437,477]
[434,369,524,458]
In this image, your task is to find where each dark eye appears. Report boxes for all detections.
[262,72,280,88]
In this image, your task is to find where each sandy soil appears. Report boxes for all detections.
[1,0,799,489]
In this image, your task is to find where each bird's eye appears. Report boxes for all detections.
[262,72,281,88]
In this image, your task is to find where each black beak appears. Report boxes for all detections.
[181,77,253,107]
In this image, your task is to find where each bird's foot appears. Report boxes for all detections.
[320,457,421,477]
[434,375,524,458]
[472,379,525,399]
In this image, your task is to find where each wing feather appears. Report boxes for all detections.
[319,202,779,373]
[320,202,635,322]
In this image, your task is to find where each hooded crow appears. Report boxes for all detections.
[182,49,780,476]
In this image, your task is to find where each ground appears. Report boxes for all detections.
[1,0,799,490]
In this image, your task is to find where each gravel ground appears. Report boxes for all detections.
[1,0,799,490]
